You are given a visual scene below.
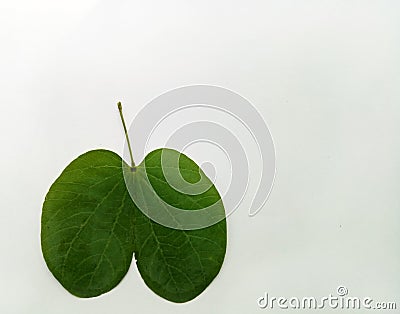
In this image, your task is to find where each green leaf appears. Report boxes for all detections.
[41,101,227,301]
[41,149,136,298]
[129,148,227,303]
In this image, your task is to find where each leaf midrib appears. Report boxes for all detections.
[60,180,120,280]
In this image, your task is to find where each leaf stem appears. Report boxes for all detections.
[117,102,136,169]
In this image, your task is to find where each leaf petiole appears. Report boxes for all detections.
[117,102,136,170]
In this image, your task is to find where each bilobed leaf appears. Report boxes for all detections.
[131,148,227,303]
[41,150,136,297]
[41,105,228,302]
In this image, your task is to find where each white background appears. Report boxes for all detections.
[1,1,399,313]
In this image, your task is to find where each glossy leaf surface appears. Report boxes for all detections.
[131,149,227,303]
[41,150,136,297]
